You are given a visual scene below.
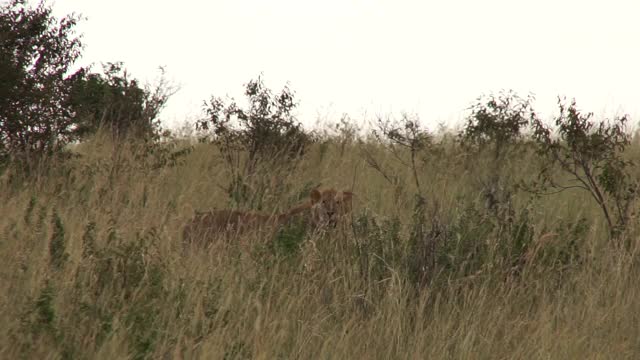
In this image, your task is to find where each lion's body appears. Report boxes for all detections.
[183,188,353,247]
[183,210,284,239]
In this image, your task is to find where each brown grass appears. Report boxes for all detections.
[1,132,639,359]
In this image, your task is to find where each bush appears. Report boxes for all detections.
[199,76,311,162]
[70,62,176,140]
[197,76,313,206]
[530,98,637,239]
[459,90,535,159]
[370,113,433,196]
[458,91,537,227]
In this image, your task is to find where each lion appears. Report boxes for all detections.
[183,188,354,248]
[309,188,353,228]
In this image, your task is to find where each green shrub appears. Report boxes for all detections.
[198,76,313,207]
[531,98,637,239]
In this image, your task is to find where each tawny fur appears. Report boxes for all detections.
[183,188,353,247]
[309,188,353,228]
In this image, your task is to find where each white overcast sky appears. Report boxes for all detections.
[51,0,640,130]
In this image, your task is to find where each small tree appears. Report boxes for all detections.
[364,114,438,287]
[199,76,310,165]
[197,76,312,205]
[370,113,432,197]
[458,91,537,217]
[530,97,637,239]
[0,0,84,166]
[459,90,535,160]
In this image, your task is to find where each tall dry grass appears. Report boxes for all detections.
[1,130,640,359]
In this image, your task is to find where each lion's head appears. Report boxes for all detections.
[309,188,353,228]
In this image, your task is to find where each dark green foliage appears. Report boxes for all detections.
[459,90,535,159]
[530,98,637,239]
[353,213,403,288]
[70,62,175,140]
[34,280,56,331]
[459,91,535,233]
[17,280,62,355]
[351,200,534,291]
[34,204,48,242]
[198,76,313,206]
[508,208,535,268]
[273,217,308,257]
[407,195,432,286]
[49,211,68,270]
[352,203,444,291]
[521,218,588,274]
[0,0,84,165]
[23,195,37,225]
[125,276,162,360]
[75,228,167,359]
[199,76,311,164]
[97,241,153,299]
[436,204,495,278]
[81,221,97,259]
[1,1,177,181]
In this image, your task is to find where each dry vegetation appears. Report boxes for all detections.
[4,2,640,358]
[1,125,640,359]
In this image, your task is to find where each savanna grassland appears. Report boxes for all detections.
[4,1,640,358]
[2,120,640,359]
